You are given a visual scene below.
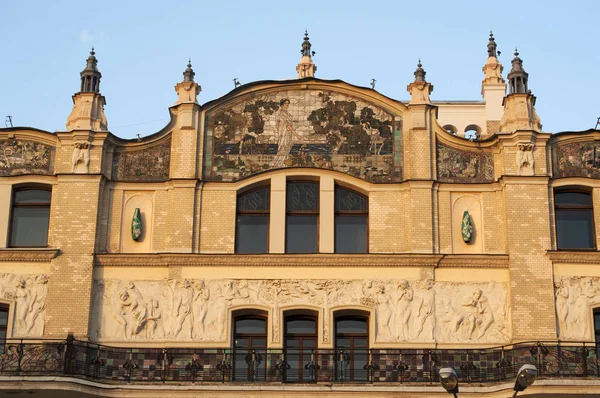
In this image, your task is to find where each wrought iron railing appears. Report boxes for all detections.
[0,337,599,385]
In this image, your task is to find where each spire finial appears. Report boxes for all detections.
[301,30,313,58]
[183,59,195,82]
[487,31,498,58]
[414,59,426,82]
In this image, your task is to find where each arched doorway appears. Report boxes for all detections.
[232,310,267,381]
[334,311,369,381]
[284,310,318,382]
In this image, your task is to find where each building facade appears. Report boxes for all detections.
[0,33,599,396]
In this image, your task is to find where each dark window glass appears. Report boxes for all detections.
[0,305,7,353]
[284,315,318,382]
[335,186,367,253]
[595,309,600,358]
[555,190,594,250]
[286,182,318,253]
[286,319,316,334]
[235,318,266,334]
[236,187,269,253]
[10,188,51,247]
[336,318,368,334]
[335,315,369,381]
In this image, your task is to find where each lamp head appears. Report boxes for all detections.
[514,364,537,392]
[439,367,459,394]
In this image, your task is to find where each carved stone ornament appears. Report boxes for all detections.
[436,142,494,183]
[0,273,49,337]
[112,139,171,181]
[516,143,534,176]
[66,94,108,131]
[461,211,473,243]
[131,208,142,241]
[72,141,91,173]
[555,276,600,341]
[0,140,54,176]
[91,278,511,345]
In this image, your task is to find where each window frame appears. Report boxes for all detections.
[284,312,318,382]
[8,185,52,248]
[334,312,369,382]
[334,185,369,254]
[554,188,596,251]
[235,185,271,254]
[232,312,268,381]
[285,180,319,253]
[0,303,8,353]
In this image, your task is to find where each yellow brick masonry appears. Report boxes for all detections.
[199,189,235,253]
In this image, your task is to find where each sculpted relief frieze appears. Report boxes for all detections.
[555,276,600,340]
[553,141,600,178]
[111,139,171,181]
[0,140,54,176]
[0,273,48,337]
[437,142,494,183]
[205,90,401,183]
[91,278,510,344]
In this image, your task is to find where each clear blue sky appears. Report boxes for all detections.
[1,0,598,139]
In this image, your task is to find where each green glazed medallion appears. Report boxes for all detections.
[131,208,142,241]
[461,210,473,243]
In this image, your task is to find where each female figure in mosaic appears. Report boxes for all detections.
[270,99,297,168]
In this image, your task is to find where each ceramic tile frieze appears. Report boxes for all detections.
[0,140,54,176]
[553,141,600,178]
[112,139,171,181]
[205,90,400,182]
[437,141,494,183]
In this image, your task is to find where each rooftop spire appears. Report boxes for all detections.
[183,59,195,82]
[487,31,498,58]
[414,59,426,82]
[79,47,102,93]
[296,30,317,78]
[507,48,529,94]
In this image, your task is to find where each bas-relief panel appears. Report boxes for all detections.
[0,140,54,176]
[111,140,171,181]
[205,90,401,183]
[555,276,600,341]
[553,141,600,178]
[437,142,494,183]
[0,273,48,337]
[91,278,510,344]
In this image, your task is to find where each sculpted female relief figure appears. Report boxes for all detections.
[192,280,210,339]
[395,280,413,341]
[26,274,48,334]
[375,285,393,340]
[460,288,494,340]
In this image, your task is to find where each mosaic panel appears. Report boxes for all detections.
[553,140,600,178]
[112,139,170,181]
[436,142,494,183]
[205,90,400,182]
[0,140,54,176]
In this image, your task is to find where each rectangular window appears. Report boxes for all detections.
[555,191,595,250]
[286,181,318,253]
[235,187,270,253]
[10,188,51,247]
[0,304,8,353]
[335,186,368,253]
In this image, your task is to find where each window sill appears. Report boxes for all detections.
[547,250,600,264]
[0,248,59,262]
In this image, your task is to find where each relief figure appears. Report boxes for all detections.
[375,285,393,340]
[395,280,413,341]
[25,274,48,334]
[171,279,194,338]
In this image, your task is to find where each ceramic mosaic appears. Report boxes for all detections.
[112,139,171,181]
[204,90,401,182]
[436,142,494,183]
[553,141,600,178]
[0,140,54,176]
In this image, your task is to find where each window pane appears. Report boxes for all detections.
[335,215,367,253]
[14,189,51,204]
[238,188,269,212]
[0,309,7,327]
[235,318,266,334]
[286,216,317,253]
[335,187,367,212]
[10,207,50,247]
[555,192,591,206]
[287,182,318,211]
[556,210,594,249]
[236,215,268,253]
[336,319,367,334]
[286,319,316,334]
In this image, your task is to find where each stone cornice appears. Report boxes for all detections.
[0,249,59,263]
[94,253,509,268]
[547,250,600,264]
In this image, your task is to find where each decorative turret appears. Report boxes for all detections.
[499,48,541,132]
[66,48,107,131]
[175,59,201,104]
[481,31,507,137]
[507,48,529,94]
[80,48,102,93]
[296,30,317,78]
[407,59,433,104]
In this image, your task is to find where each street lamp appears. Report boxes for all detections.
[439,367,459,397]
[513,364,537,397]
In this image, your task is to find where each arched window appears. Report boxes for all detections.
[235,186,270,253]
[334,311,369,381]
[464,124,481,140]
[335,186,368,253]
[284,311,318,382]
[9,186,51,247]
[286,181,319,253]
[554,189,595,250]
[232,311,267,381]
[442,124,457,135]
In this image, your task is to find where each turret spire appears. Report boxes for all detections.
[487,31,498,58]
[183,59,195,82]
[79,47,102,93]
[414,59,426,82]
[407,59,433,104]
[507,48,529,94]
[296,30,317,78]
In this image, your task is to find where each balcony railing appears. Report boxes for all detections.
[0,337,599,385]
